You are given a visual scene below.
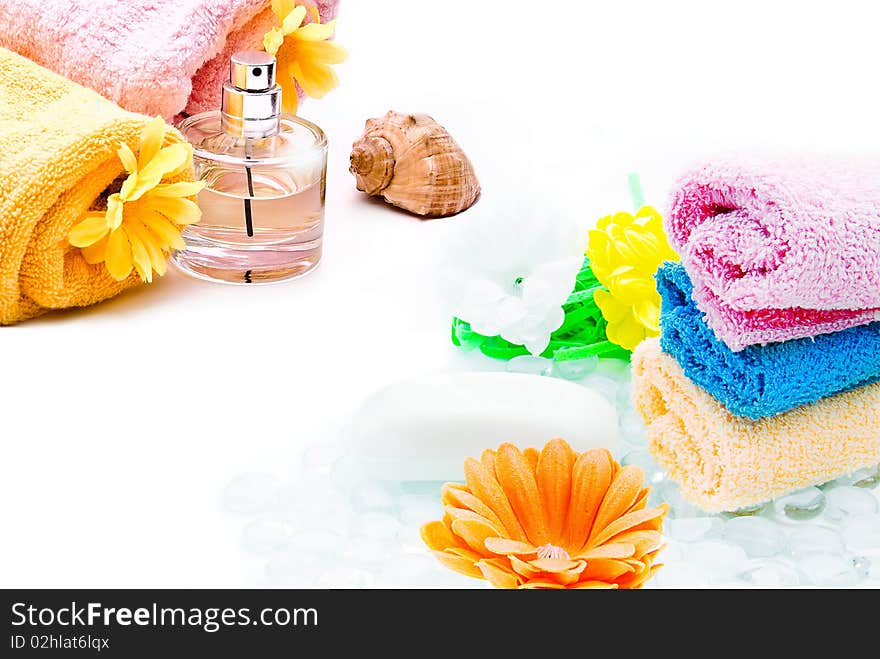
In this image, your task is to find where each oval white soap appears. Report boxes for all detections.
[347,372,619,482]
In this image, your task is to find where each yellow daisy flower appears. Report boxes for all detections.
[263,0,348,115]
[587,206,679,351]
[68,116,204,283]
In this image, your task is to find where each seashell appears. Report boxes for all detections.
[350,111,480,217]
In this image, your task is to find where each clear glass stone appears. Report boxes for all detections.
[355,512,403,540]
[378,553,440,588]
[621,449,666,485]
[841,514,880,552]
[823,486,879,521]
[798,552,861,587]
[580,374,620,403]
[265,547,337,586]
[686,540,750,581]
[398,494,441,526]
[830,464,880,489]
[343,537,395,567]
[350,481,399,514]
[242,518,295,554]
[665,517,723,543]
[396,523,426,553]
[773,487,825,521]
[852,556,872,579]
[302,442,345,476]
[723,502,768,518]
[738,558,800,587]
[788,525,845,558]
[653,562,713,589]
[315,567,375,589]
[553,356,598,380]
[723,516,787,558]
[507,355,553,376]
[223,473,281,514]
[652,480,708,518]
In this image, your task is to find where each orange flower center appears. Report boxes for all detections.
[536,544,570,561]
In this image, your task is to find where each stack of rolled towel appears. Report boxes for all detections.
[632,157,880,512]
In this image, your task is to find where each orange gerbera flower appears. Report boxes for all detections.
[421,439,668,589]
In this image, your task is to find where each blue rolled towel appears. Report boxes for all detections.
[657,261,880,419]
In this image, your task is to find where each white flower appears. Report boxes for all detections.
[446,201,588,356]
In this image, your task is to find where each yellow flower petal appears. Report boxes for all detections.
[117,143,138,174]
[126,225,152,283]
[146,196,202,225]
[126,218,168,280]
[107,195,124,230]
[151,181,206,198]
[263,26,285,56]
[139,211,186,251]
[68,213,110,248]
[104,228,133,281]
[289,58,337,99]
[138,116,167,170]
[81,234,109,265]
[281,5,308,34]
[294,19,338,42]
[130,143,191,199]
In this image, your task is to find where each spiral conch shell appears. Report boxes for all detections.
[350,111,480,217]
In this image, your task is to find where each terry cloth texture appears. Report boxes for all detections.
[657,261,880,419]
[632,338,880,513]
[0,0,339,120]
[666,156,880,351]
[0,48,190,324]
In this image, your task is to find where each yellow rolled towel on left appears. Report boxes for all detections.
[632,338,880,513]
[0,48,192,324]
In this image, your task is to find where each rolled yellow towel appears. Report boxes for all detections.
[632,338,880,512]
[0,47,194,324]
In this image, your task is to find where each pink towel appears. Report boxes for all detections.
[667,156,880,351]
[0,0,339,121]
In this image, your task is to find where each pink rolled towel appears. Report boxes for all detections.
[667,156,880,351]
[0,0,339,120]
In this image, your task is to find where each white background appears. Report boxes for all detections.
[2,0,879,586]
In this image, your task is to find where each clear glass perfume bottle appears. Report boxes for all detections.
[173,51,328,284]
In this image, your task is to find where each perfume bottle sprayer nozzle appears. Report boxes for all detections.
[221,51,282,139]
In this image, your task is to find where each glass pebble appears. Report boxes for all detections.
[621,449,666,485]
[397,494,440,526]
[653,562,712,589]
[315,567,375,589]
[652,480,707,518]
[223,473,280,514]
[242,518,295,555]
[665,517,723,543]
[798,552,861,587]
[773,487,825,521]
[330,453,370,494]
[506,355,553,376]
[830,464,880,490]
[302,442,345,476]
[788,525,845,558]
[686,540,749,580]
[378,554,439,588]
[665,517,720,543]
[396,523,426,553]
[350,481,398,513]
[723,502,768,518]
[823,486,879,521]
[841,514,880,553]
[355,512,402,540]
[738,558,800,587]
[553,356,598,380]
[852,556,872,579]
[723,516,787,558]
[344,537,394,566]
[580,374,620,403]
[619,410,647,444]
[265,548,334,586]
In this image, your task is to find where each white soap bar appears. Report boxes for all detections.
[347,372,619,482]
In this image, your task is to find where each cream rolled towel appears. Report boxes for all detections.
[632,338,880,512]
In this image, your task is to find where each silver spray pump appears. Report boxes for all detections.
[221,51,282,139]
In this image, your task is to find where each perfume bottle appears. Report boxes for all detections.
[174,51,328,284]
